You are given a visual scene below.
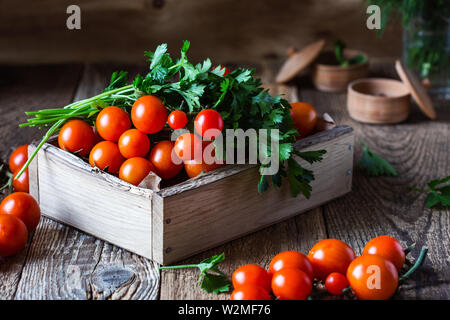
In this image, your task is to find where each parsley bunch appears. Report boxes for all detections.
[410,176,450,209]
[21,41,325,197]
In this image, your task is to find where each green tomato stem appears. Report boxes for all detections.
[399,246,428,282]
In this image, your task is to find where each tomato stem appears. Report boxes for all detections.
[399,246,428,282]
[404,242,416,255]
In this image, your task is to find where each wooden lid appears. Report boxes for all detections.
[276,39,326,83]
[395,60,436,119]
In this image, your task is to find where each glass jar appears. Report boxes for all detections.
[403,16,450,100]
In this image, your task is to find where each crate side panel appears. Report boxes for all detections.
[37,150,152,259]
[161,132,354,264]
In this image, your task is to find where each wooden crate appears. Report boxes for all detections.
[28,125,354,265]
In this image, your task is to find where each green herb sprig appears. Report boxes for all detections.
[333,40,367,67]
[159,253,231,294]
[358,141,398,177]
[20,41,325,198]
[410,175,450,209]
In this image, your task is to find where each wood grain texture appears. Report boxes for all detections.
[0,0,402,65]
[9,64,160,300]
[0,64,82,300]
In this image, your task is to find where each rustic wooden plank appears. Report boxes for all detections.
[298,63,450,299]
[0,64,82,300]
[13,64,160,300]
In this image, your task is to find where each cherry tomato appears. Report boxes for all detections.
[9,145,28,173]
[96,106,131,142]
[168,110,188,130]
[271,268,312,300]
[230,285,271,300]
[149,141,183,180]
[216,65,231,76]
[194,109,223,140]
[362,235,405,272]
[0,192,40,232]
[325,272,349,295]
[0,214,28,257]
[232,264,271,293]
[268,250,314,280]
[131,95,168,134]
[118,129,151,159]
[13,169,29,193]
[308,239,356,280]
[58,120,95,156]
[347,255,398,300]
[184,159,223,178]
[92,126,103,145]
[119,157,155,186]
[89,141,125,174]
[174,133,203,161]
[290,102,318,138]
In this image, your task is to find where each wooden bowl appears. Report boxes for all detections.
[311,49,369,92]
[347,78,411,124]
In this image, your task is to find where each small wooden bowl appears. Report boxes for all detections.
[347,78,411,124]
[311,49,369,92]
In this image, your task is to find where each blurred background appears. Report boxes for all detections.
[0,0,403,65]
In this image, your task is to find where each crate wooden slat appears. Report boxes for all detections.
[29,125,354,265]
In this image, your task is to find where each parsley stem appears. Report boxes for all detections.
[399,246,428,282]
[159,264,199,270]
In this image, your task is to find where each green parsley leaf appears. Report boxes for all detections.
[358,141,398,177]
[295,150,327,164]
[103,71,128,92]
[411,175,450,209]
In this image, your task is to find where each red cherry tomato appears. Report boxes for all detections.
[149,141,183,180]
[168,110,188,130]
[230,285,271,300]
[131,95,168,134]
[118,129,151,159]
[13,169,29,193]
[290,102,318,138]
[184,159,223,178]
[119,157,155,186]
[271,268,312,300]
[268,250,314,280]
[362,235,405,272]
[58,120,95,156]
[92,126,103,145]
[308,239,356,280]
[232,264,271,293]
[0,214,28,257]
[325,272,349,295]
[0,192,40,232]
[96,106,131,142]
[89,141,125,174]
[194,109,223,140]
[347,255,398,300]
[9,145,28,173]
[174,133,203,161]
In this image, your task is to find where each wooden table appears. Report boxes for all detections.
[0,62,448,300]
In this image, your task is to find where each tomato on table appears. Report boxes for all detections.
[89,141,125,174]
[325,272,349,295]
[119,157,155,186]
[347,255,398,300]
[0,192,40,232]
[290,102,318,138]
[268,250,314,280]
[96,106,131,142]
[0,214,28,257]
[168,110,188,130]
[232,264,272,293]
[308,238,356,280]
[118,129,151,159]
[363,235,405,272]
[149,140,183,180]
[230,285,271,300]
[9,144,28,173]
[271,268,312,300]
[12,169,29,193]
[194,109,224,140]
[58,120,95,156]
[131,95,168,134]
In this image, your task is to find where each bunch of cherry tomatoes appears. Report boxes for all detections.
[58,95,225,186]
[231,236,411,300]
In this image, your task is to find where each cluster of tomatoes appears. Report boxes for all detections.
[0,146,41,257]
[58,95,225,186]
[231,236,407,300]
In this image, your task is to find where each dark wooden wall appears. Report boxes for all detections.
[0,0,402,65]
